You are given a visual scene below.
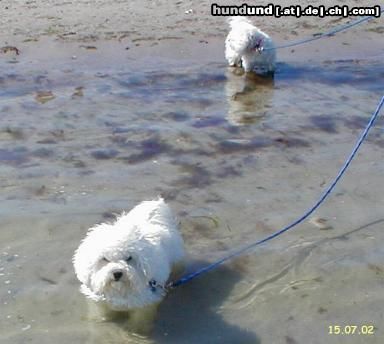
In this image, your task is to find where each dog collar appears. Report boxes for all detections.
[148,279,166,293]
[254,38,264,53]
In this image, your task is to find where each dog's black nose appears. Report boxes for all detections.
[113,271,123,281]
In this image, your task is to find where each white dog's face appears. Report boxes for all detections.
[73,224,168,311]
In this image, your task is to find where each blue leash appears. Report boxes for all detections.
[264,7,383,51]
[169,95,384,289]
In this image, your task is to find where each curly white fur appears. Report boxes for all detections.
[225,17,276,74]
[73,198,184,311]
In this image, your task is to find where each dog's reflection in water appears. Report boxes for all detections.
[84,262,260,344]
[226,68,274,126]
[84,301,157,343]
[90,300,157,328]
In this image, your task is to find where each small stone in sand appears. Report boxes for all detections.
[35,91,55,104]
[72,86,84,97]
[309,217,333,230]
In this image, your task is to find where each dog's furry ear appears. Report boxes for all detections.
[73,223,112,286]
[134,238,171,283]
[137,256,153,281]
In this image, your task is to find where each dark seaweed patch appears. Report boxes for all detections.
[175,164,212,188]
[112,127,131,134]
[32,148,54,158]
[110,134,130,146]
[285,336,298,344]
[63,155,87,168]
[367,263,384,276]
[163,111,190,122]
[318,307,328,314]
[274,137,310,148]
[72,160,87,168]
[36,130,65,145]
[188,221,213,239]
[116,74,161,89]
[344,115,367,130]
[205,192,223,203]
[176,73,226,88]
[4,127,25,140]
[91,148,119,160]
[188,98,215,108]
[309,115,338,134]
[36,139,58,144]
[35,185,47,196]
[121,137,169,164]
[369,138,384,148]
[0,147,29,165]
[49,130,65,140]
[215,165,242,178]
[192,116,226,128]
[226,125,241,134]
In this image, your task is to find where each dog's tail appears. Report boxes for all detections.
[227,16,252,29]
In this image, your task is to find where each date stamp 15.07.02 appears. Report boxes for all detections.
[328,325,375,336]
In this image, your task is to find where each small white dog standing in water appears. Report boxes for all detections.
[225,17,276,74]
[73,198,184,317]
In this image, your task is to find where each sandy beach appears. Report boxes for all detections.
[1,0,383,56]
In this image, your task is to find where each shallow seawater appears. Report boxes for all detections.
[0,42,383,344]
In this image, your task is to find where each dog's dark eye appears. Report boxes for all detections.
[101,257,110,263]
[125,256,132,263]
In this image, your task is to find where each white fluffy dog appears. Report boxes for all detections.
[73,198,184,312]
[225,17,276,74]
